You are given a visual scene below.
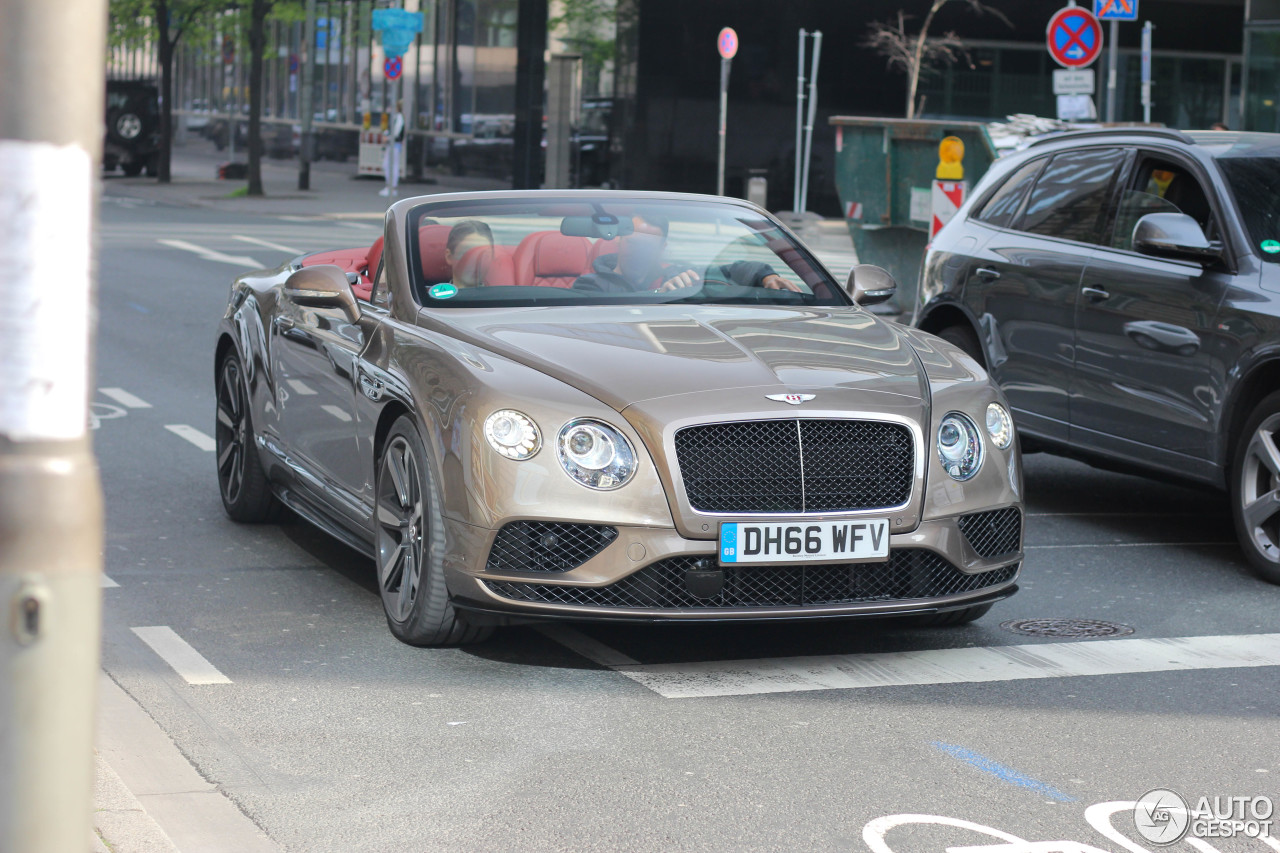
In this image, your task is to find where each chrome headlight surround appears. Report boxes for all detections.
[937,411,983,481]
[557,418,637,490]
[484,409,541,460]
[985,402,1014,450]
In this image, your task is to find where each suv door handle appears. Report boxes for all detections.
[1081,286,1111,303]
[975,267,1001,280]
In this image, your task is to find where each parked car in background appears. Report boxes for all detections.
[103,79,160,177]
[915,127,1280,584]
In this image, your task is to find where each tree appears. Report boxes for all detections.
[109,0,220,183]
[549,0,616,98]
[864,0,1010,119]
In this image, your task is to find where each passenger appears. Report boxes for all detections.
[443,220,495,289]
[573,214,800,293]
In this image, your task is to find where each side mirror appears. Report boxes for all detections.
[845,264,897,306]
[283,265,361,322]
[1133,212,1219,263]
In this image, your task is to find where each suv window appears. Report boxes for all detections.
[974,158,1045,229]
[1110,156,1216,251]
[1016,148,1127,245]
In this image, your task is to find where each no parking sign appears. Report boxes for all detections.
[1046,6,1103,68]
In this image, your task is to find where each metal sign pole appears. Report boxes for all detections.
[1105,18,1119,121]
[717,56,731,196]
[794,29,807,212]
[799,30,822,214]
[0,0,106,850]
[299,0,317,190]
[1141,20,1153,123]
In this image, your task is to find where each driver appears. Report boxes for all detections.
[573,214,801,293]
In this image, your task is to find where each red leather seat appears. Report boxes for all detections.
[513,231,592,288]
[419,224,453,283]
[488,245,517,286]
[300,245,376,300]
[589,237,619,265]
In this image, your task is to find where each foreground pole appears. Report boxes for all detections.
[0,0,107,850]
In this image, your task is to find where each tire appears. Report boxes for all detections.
[113,111,143,141]
[910,603,993,627]
[376,417,494,646]
[1230,390,1280,584]
[120,161,144,177]
[144,155,159,178]
[215,353,282,523]
[938,324,985,367]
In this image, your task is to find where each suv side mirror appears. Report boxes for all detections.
[283,265,361,322]
[845,264,898,306]
[1133,212,1220,263]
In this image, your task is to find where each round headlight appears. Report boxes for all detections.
[937,412,983,481]
[557,419,637,490]
[985,402,1014,450]
[484,410,540,460]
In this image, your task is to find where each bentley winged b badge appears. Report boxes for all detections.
[765,393,816,405]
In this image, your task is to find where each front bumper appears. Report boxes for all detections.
[442,510,1022,622]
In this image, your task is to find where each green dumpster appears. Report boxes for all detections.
[829,117,998,313]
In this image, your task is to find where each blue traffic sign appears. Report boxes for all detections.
[1095,0,1138,21]
[1047,6,1103,69]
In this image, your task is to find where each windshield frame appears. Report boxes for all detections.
[401,193,851,310]
[1214,154,1280,263]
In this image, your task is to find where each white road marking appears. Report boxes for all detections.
[165,424,216,451]
[277,214,322,222]
[233,234,303,254]
[536,625,640,667]
[320,404,353,423]
[131,626,232,685]
[98,387,151,409]
[157,238,260,269]
[101,575,119,588]
[593,633,1280,699]
[334,220,379,231]
[286,379,318,396]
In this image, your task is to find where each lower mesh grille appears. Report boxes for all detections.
[485,522,618,574]
[484,549,1017,609]
[957,508,1022,559]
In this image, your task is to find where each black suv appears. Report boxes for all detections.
[104,79,160,177]
[915,128,1280,584]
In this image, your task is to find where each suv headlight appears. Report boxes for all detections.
[937,412,983,481]
[484,410,540,460]
[557,418,637,490]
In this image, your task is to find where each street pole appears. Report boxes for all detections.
[0,1,106,852]
[299,0,317,190]
[1141,20,1153,123]
[717,55,731,196]
[1105,18,1119,121]
[799,30,822,215]
[793,29,807,212]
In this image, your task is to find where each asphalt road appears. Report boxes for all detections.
[95,193,1279,852]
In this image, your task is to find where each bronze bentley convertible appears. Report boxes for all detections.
[214,191,1024,646]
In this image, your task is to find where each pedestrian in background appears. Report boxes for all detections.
[380,100,405,197]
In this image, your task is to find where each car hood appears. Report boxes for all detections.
[420,304,928,412]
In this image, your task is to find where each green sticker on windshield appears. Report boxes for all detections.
[429,283,458,299]
[1263,240,1280,255]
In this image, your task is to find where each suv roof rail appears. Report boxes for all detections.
[1026,127,1196,148]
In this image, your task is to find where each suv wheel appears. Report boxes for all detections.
[1230,390,1280,584]
[938,324,985,367]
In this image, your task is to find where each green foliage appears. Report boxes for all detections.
[549,0,616,94]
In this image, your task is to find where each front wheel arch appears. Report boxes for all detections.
[918,305,986,368]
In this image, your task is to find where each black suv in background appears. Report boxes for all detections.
[104,79,160,176]
[915,128,1280,584]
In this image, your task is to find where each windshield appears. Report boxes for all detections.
[405,197,848,308]
[1216,157,1280,261]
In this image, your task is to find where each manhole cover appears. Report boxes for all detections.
[1000,618,1134,638]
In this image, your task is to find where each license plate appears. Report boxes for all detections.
[718,519,890,565]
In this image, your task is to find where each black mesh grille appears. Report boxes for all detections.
[957,508,1022,559]
[674,419,914,514]
[484,550,1017,609]
[485,522,618,574]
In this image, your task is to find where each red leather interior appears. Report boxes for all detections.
[589,238,619,265]
[418,224,453,283]
[488,245,517,286]
[513,231,592,288]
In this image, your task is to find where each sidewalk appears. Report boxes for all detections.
[103,139,860,279]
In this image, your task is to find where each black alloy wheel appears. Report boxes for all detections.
[215,354,280,522]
